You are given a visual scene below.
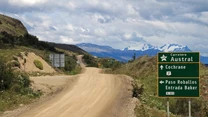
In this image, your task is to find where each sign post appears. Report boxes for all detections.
[167,98,170,117]
[189,98,191,117]
[157,52,200,116]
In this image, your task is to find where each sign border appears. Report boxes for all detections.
[157,52,200,98]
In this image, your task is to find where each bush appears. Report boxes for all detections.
[83,54,98,67]
[10,84,21,93]
[0,59,15,90]
[0,58,42,112]
[33,59,43,70]
[65,55,77,72]
[17,73,30,88]
[13,56,18,61]
[99,58,122,69]
[11,61,20,68]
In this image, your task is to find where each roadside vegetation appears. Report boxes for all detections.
[0,31,82,113]
[82,54,98,67]
[0,31,56,52]
[82,54,122,70]
[110,55,208,117]
[0,58,42,112]
[33,60,43,70]
[64,54,81,75]
[54,49,82,75]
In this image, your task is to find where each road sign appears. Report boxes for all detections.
[158,63,199,77]
[49,54,65,67]
[158,53,199,62]
[157,52,200,98]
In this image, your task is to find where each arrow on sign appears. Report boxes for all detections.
[160,65,164,70]
[159,80,164,84]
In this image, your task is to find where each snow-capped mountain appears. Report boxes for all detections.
[159,44,191,52]
[124,43,157,51]
[76,43,208,64]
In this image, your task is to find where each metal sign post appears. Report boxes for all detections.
[189,98,191,117]
[157,52,200,116]
[167,98,170,117]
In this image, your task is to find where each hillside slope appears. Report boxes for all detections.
[0,14,27,36]
[50,43,87,55]
[111,56,208,117]
[0,14,84,113]
[17,52,55,73]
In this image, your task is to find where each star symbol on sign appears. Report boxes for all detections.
[160,55,167,61]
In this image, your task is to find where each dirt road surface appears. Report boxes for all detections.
[4,55,137,117]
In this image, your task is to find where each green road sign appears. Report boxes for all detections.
[158,78,199,97]
[158,63,199,77]
[157,52,200,98]
[158,52,199,62]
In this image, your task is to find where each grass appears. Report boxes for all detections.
[135,103,177,117]
[11,60,20,68]
[0,45,52,63]
[28,71,58,77]
[64,66,82,75]
[0,14,27,36]
[0,59,42,113]
[0,89,42,112]
[111,56,208,117]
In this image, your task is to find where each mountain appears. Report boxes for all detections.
[124,43,156,51]
[159,44,191,52]
[77,43,160,61]
[77,43,208,64]
[77,43,125,60]
[0,14,27,36]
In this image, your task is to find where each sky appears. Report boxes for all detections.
[0,0,208,56]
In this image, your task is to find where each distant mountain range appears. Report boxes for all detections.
[77,43,208,64]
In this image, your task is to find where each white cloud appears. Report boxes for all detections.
[66,24,74,31]
[60,36,75,44]
[0,0,208,56]
[8,0,48,6]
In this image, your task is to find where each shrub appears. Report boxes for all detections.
[65,55,77,72]
[13,56,18,61]
[17,73,30,87]
[12,61,20,68]
[17,53,23,59]
[83,54,98,67]
[0,58,15,90]
[10,84,21,93]
[33,59,43,70]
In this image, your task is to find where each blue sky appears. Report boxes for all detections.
[0,0,208,56]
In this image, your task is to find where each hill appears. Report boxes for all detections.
[50,43,87,55]
[0,14,84,113]
[110,56,208,117]
[0,14,27,36]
